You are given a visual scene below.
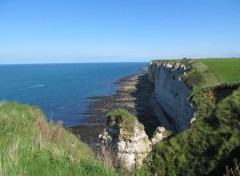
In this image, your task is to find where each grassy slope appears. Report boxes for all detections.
[182,58,240,88]
[182,60,220,88]
[0,102,116,176]
[197,58,240,83]
[144,88,240,176]
[138,58,240,175]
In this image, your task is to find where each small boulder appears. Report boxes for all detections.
[151,126,170,145]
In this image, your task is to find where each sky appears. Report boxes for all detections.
[0,0,240,64]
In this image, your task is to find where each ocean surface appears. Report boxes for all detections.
[0,62,147,127]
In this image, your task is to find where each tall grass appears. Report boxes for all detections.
[0,102,116,176]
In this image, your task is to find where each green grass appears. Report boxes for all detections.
[139,86,240,176]
[181,61,221,88]
[0,102,117,176]
[152,58,221,88]
[107,109,138,133]
[197,58,240,83]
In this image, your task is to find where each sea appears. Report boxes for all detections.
[0,62,147,127]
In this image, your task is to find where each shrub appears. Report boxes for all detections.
[182,70,206,87]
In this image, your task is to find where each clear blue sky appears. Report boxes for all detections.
[0,0,239,64]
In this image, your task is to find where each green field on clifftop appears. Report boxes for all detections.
[197,58,240,83]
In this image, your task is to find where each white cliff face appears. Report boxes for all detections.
[149,61,196,131]
[99,119,152,170]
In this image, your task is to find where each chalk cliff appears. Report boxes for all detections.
[148,61,196,131]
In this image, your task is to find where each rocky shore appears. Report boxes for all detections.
[71,70,162,145]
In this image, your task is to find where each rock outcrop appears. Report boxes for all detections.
[148,61,196,131]
[99,114,152,170]
[151,126,170,145]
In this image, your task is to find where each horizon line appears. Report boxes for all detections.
[1,56,239,65]
[0,61,149,66]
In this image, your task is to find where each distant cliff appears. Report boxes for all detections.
[148,61,196,131]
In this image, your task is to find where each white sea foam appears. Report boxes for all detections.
[18,84,45,91]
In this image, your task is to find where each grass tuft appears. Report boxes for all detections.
[107,109,138,132]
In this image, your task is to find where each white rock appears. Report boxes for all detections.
[99,117,152,170]
[190,117,196,124]
[151,126,168,145]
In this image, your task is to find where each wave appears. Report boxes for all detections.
[17,84,45,91]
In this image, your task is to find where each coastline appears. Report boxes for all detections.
[70,70,162,145]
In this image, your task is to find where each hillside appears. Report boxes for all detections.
[0,102,116,176]
[138,58,240,175]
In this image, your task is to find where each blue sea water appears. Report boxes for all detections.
[0,62,146,127]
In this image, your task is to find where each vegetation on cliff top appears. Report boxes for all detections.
[152,58,240,89]
[107,109,138,132]
[197,58,240,83]
[0,102,116,176]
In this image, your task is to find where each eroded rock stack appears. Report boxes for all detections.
[99,114,152,170]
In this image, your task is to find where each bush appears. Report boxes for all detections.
[182,70,206,87]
